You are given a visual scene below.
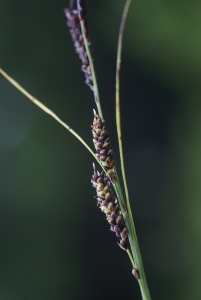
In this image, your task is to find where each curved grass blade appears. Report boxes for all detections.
[0,68,97,162]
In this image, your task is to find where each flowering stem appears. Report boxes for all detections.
[80,20,103,119]
[115,1,151,299]
[80,6,151,298]
[116,0,131,214]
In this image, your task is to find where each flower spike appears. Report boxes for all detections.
[91,164,128,251]
[64,7,93,91]
[91,111,116,182]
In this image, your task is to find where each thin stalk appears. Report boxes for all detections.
[115,1,151,300]
[116,0,131,225]
[126,249,136,268]
[80,20,103,119]
[0,68,98,163]
[113,170,151,300]
[114,166,151,300]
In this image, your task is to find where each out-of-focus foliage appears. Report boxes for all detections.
[0,1,201,299]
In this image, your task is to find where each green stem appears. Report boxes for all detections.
[115,1,151,299]
[0,68,99,163]
[114,174,151,300]
[126,249,136,268]
[116,0,131,212]
[80,20,103,119]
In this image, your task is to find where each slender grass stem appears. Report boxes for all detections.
[115,1,151,300]
[116,0,131,229]
[80,21,103,119]
[126,249,136,268]
[0,68,98,162]
[113,171,151,300]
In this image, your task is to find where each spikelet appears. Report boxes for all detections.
[64,6,93,91]
[91,110,116,182]
[91,164,128,250]
[132,267,140,280]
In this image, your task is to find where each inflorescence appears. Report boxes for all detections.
[91,165,128,251]
[65,0,128,255]
[64,4,93,91]
[92,110,116,183]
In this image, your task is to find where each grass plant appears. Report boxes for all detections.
[0,1,152,299]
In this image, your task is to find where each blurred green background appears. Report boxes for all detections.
[1,0,201,299]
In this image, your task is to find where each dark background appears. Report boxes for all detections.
[1,0,201,299]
